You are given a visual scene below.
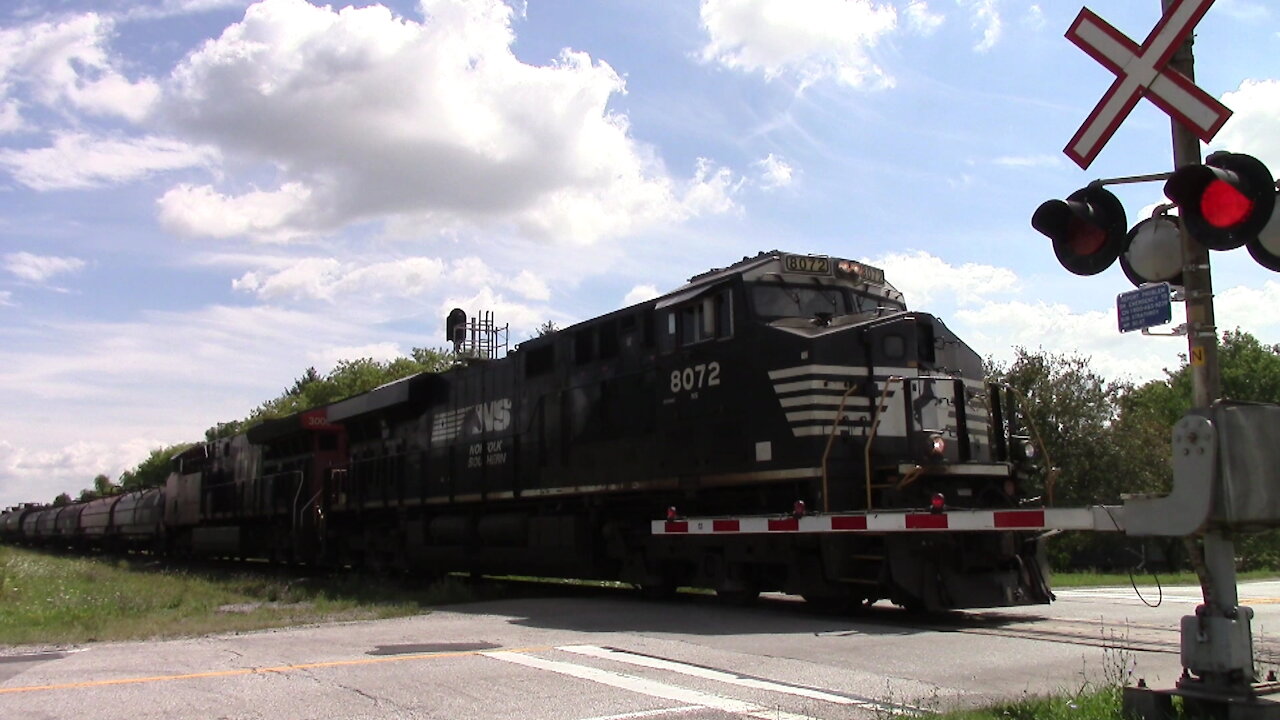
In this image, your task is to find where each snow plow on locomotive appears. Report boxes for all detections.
[0,250,1056,612]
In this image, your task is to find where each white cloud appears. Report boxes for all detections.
[0,13,159,126]
[698,0,898,90]
[1217,79,1280,171]
[754,153,795,189]
[0,133,216,191]
[0,303,405,507]
[905,1,944,35]
[0,290,11,306]
[511,270,551,301]
[1022,4,1045,32]
[158,182,312,241]
[123,0,257,21]
[0,437,168,504]
[871,250,1019,307]
[156,0,732,245]
[1216,281,1280,337]
[958,0,1002,53]
[623,284,660,306]
[306,342,406,374]
[233,256,447,302]
[953,299,1170,381]
[991,154,1062,169]
[3,251,86,283]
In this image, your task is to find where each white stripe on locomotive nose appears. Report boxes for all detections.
[775,394,873,408]
[768,364,921,380]
[784,410,871,424]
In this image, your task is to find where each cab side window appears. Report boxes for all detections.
[674,289,733,347]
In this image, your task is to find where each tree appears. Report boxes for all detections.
[989,348,1166,506]
[119,443,192,490]
[93,473,118,497]
[1125,330,1280,427]
[52,492,72,507]
[203,348,459,440]
[1122,330,1280,571]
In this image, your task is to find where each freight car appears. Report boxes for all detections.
[1,250,1051,611]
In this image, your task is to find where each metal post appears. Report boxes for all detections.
[1161,0,1257,697]
[1164,0,1220,408]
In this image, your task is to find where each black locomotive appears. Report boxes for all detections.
[1,251,1050,611]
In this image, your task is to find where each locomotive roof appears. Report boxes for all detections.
[661,250,902,306]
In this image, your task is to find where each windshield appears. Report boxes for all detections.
[750,284,852,321]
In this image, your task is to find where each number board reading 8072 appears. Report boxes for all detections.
[783,255,831,275]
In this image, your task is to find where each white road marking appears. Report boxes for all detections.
[577,707,702,720]
[560,645,886,709]
[1054,589,1202,604]
[481,650,815,720]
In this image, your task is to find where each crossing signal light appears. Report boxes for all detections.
[1120,215,1183,287]
[1246,194,1280,271]
[1163,151,1276,251]
[1032,185,1127,275]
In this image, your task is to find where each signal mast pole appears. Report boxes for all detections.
[1162,4,1249,700]
[1166,0,1221,408]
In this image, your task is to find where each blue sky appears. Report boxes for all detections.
[1,0,1277,506]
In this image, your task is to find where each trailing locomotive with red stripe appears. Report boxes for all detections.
[1,250,1058,611]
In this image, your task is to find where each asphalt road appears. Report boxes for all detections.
[4,580,1280,720]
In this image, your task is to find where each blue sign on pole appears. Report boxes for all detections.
[1117,283,1173,333]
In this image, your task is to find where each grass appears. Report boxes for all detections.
[1052,568,1280,588]
[935,688,1128,720]
[0,545,476,646]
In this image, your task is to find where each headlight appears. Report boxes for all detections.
[928,435,947,456]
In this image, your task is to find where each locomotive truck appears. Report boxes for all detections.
[2,250,1055,611]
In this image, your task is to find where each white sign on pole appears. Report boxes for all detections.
[1064,0,1231,169]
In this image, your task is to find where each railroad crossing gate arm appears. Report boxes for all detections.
[1122,413,1215,537]
[1122,402,1280,537]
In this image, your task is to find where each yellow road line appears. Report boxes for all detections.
[0,645,552,695]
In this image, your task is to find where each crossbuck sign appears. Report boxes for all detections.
[1064,0,1232,169]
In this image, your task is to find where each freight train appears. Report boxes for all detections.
[1,250,1051,611]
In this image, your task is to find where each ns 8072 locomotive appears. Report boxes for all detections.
[2,250,1050,612]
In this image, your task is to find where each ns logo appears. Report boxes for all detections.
[467,398,512,435]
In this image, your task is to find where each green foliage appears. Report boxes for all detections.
[204,347,458,441]
[119,443,194,490]
[989,348,1166,507]
[52,492,71,506]
[1124,329,1280,427]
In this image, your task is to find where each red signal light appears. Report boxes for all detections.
[1066,215,1106,255]
[1165,152,1275,251]
[1032,185,1127,276]
[1201,179,1253,229]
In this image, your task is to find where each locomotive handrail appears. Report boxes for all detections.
[819,380,866,512]
[290,474,307,534]
[296,489,323,537]
[984,382,1058,505]
[862,376,906,511]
